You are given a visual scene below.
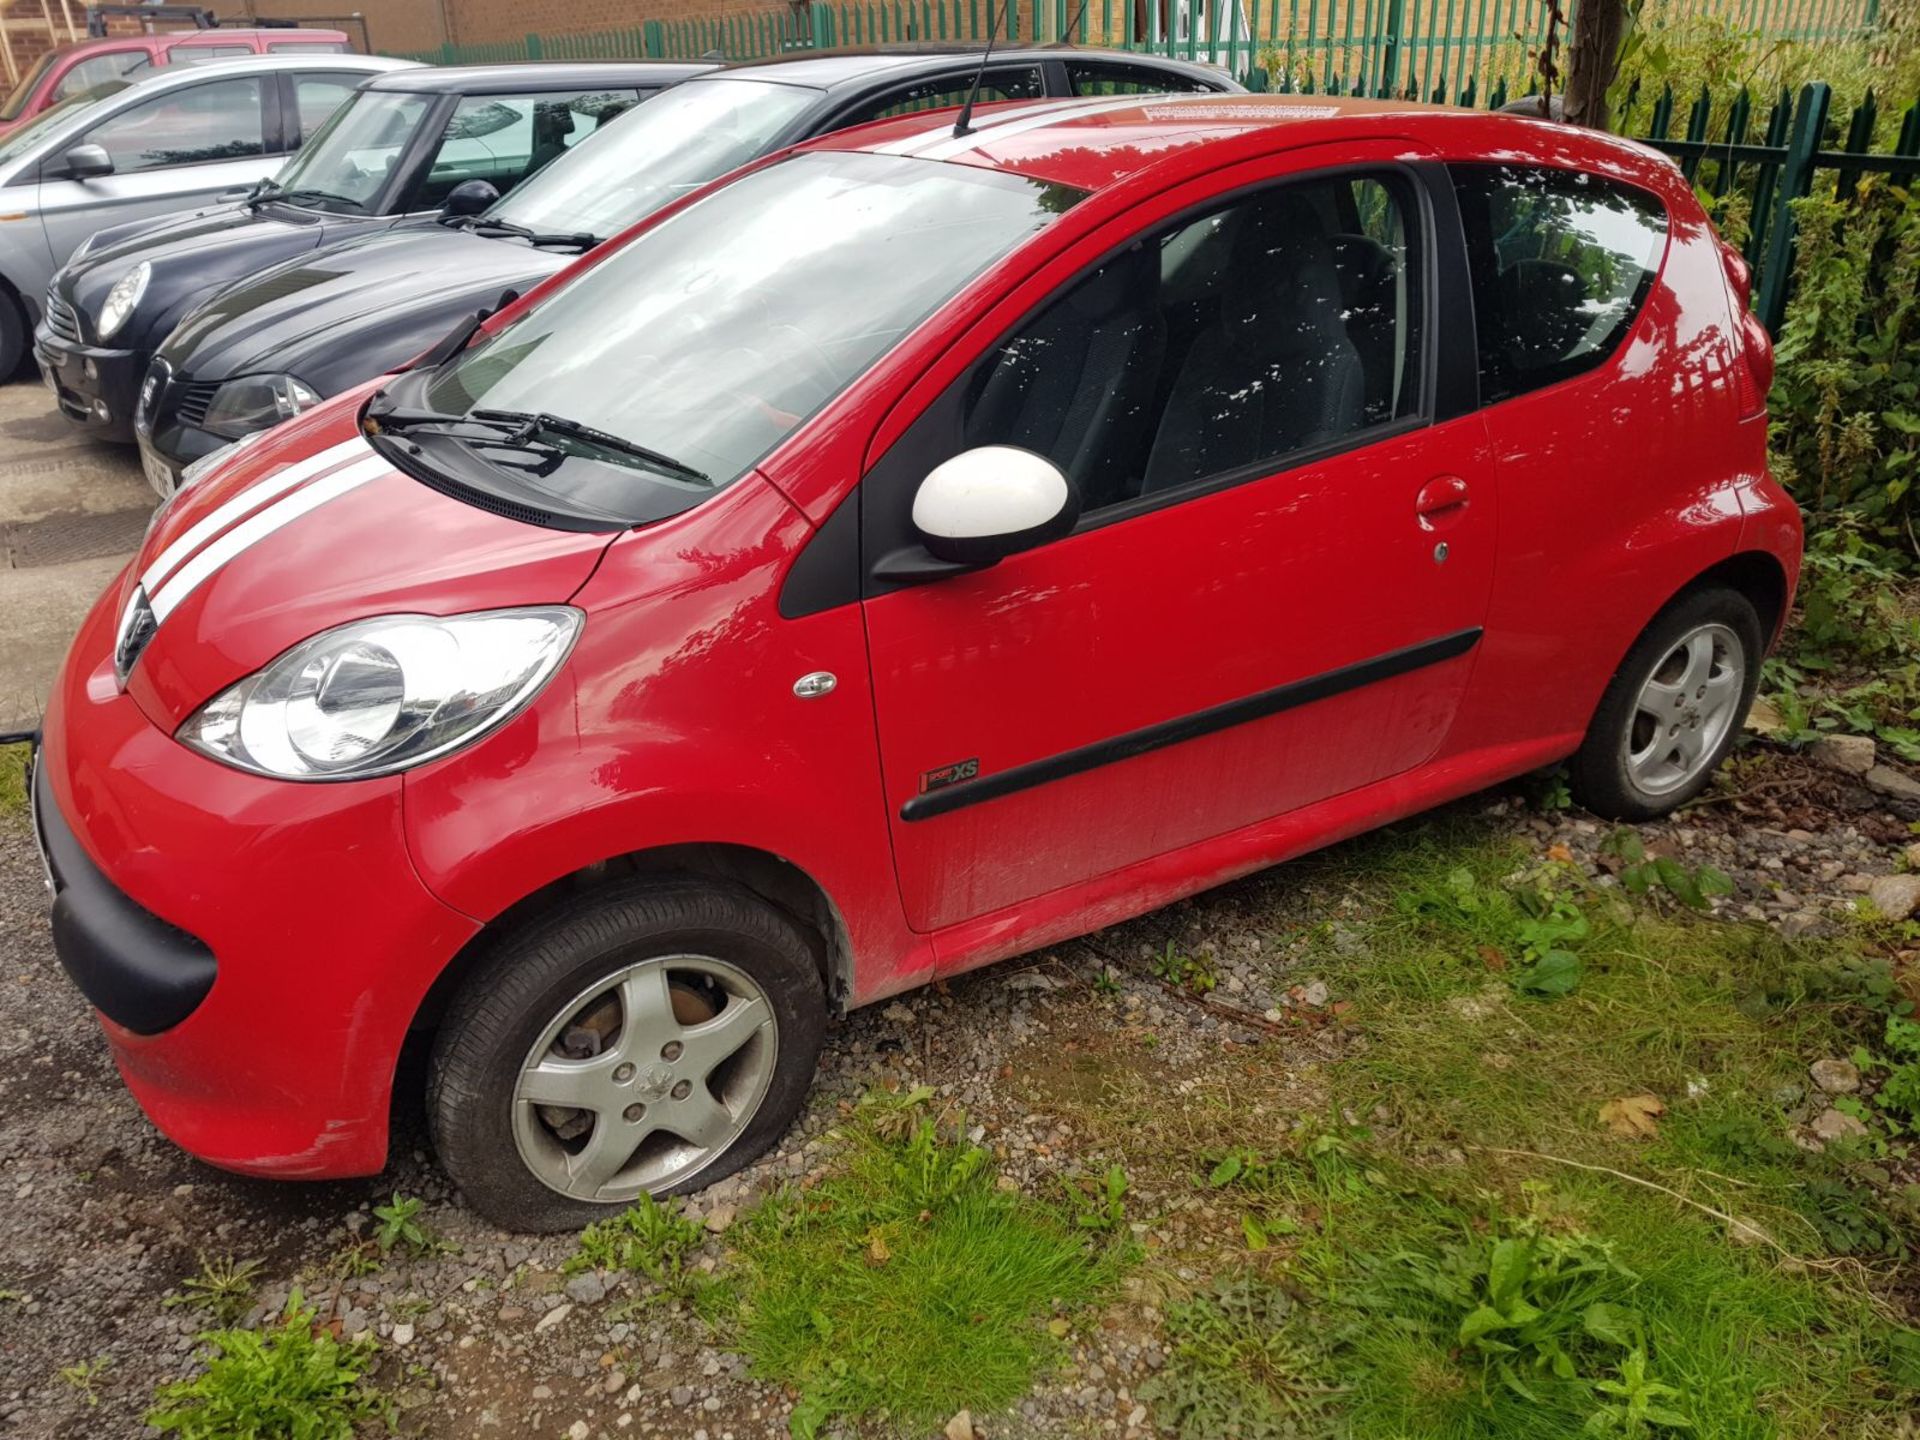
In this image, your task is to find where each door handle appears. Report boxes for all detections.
[1415,475,1471,531]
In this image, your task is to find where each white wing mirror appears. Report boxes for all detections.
[911,446,1080,567]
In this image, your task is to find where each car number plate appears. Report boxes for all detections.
[141,447,176,500]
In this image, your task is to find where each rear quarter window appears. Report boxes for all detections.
[1450,163,1668,405]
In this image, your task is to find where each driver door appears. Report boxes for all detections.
[859,150,1496,936]
[37,75,276,263]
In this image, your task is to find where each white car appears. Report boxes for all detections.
[0,51,416,375]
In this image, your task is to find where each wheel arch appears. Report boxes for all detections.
[404,842,855,1042]
[1683,549,1790,647]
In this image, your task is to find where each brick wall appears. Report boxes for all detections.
[0,0,85,90]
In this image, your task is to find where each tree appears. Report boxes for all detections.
[1562,0,1631,130]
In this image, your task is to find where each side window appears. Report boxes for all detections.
[51,51,150,101]
[81,77,266,172]
[169,45,254,65]
[953,171,1423,513]
[408,89,641,208]
[293,73,360,141]
[1451,163,1667,405]
[846,65,1045,124]
[270,41,351,54]
[1065,60,1214,95]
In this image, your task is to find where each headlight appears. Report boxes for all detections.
[199,372,321,440]
[96,260,150,341]
[178,608,582,780]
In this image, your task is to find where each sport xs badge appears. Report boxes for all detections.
[919,758,980,794]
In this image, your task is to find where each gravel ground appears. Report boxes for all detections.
[3,738,1916,1439]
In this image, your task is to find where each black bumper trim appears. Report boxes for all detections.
[32,758,217,1035]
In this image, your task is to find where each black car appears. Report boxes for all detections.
[40,60,713,454]
[137,46,1237,485]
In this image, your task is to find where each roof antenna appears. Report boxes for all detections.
[951,0,1008,137]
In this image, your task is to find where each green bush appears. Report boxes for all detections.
[1771,180,1920,544]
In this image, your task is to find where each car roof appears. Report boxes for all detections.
[112,51,413,85]
[365,61,721,94]
[815,90,1667,192]
[706,45,1230,91]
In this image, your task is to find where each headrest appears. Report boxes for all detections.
[1219,199,1343,350]
[1067,243,1155,323]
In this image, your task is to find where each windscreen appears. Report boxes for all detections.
[409,150,1083,523]
[267,87,431,210]
[486,78,818,241]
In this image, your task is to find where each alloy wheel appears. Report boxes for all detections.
[1623,621,1744,798]
[511,955,778,1202]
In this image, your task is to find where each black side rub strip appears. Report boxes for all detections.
[900,628,1484,822]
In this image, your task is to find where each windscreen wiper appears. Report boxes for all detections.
[461,216,601,251]
[471,408,709,484]
[250,183,365,212]
[367,403,709,486]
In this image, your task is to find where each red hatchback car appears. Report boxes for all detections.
[33,93,1799,1230]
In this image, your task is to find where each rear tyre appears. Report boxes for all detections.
[1568,585,1763,822]
[428,879,827,1233]
[0,291,25,380]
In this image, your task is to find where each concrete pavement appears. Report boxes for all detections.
[0,373,152,733]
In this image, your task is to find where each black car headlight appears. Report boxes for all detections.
[199,373,323,439]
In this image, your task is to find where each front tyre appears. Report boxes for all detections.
[428,879,826,1233]
[1568,585,1763,822]
[0,291,25,379]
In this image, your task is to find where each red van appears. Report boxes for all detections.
[32,94,1799,1231]
[0,25,350,137]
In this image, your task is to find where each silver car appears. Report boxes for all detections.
[0,51,416,377]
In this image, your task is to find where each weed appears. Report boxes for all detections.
[1395,860,1595,997]
[58,1356,110,1407]
[567,1193,705,1289]
[731,1111,1121,1438]
[1528,768,1574,813]
[1368,1220,1648,1405]
[1586,1348,1694,1436]
[1152,941,1218,995]
[1601,829,1735,912]
[1865,1015,1920,1134]
[1140,1277,1339,1439]
[162,1256,262,1327]
[1061,1164,1130,1233]
[148,1292,386,1439]
[371,1193,449,1258]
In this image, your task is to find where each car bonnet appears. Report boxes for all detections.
[156,225,570,388]
[112,397,615,732]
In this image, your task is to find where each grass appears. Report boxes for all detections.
[0,743,26,816]
[727,1092,1126,1439]
[1018,813,1920,1440]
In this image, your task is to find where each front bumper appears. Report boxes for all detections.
[33,757,217,1034]
[33,325,146,445]
[37,580,481,1177]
